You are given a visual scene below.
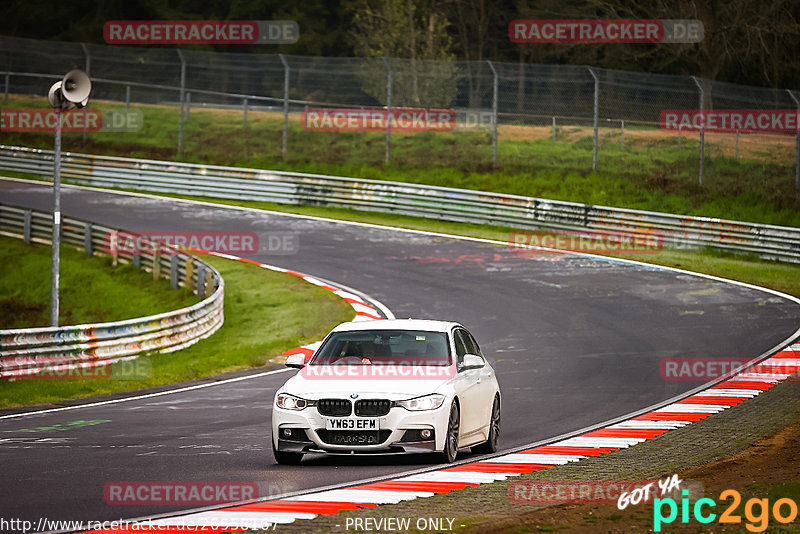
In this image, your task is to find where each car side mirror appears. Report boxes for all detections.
[285,353,306,368]
[460,354,485,371]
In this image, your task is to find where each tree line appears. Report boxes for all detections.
[2,0,798,89]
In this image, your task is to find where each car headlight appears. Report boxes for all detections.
[395,393,446,411]
[276,393,313,410]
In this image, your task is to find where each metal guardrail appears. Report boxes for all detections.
[1,144,799,263]
[0,202,225,379]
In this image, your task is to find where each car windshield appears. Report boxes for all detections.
[311,330,451,366]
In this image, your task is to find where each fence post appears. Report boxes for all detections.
[382,57,392,164]
[279,54,290,157]
[587,67,599,171]
[487,61,499,165]
[691,76,705,186]
[787,89,800,192]
[80,43,91,145]
[176,49,186,154]
[552,117,556,141]
[621,119,625,150]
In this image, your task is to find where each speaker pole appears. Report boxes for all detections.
[50,108,62,326]
[47,69,91,327]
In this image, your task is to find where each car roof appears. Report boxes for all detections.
[331,319,462,334]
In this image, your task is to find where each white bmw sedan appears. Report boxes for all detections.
[271,319,501,464]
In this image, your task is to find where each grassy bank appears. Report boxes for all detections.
[2,94,798,227]
[0,235,196,329]
[0,250,355,409]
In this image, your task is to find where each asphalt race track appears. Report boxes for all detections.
[2,177,799,527]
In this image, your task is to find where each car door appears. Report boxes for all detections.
[452,328,485,440]
[462,329,496,429]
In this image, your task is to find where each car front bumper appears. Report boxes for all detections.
[272,401,451,454]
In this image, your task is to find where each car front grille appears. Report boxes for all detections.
[317,430,392,446]
[354,399,391,417]
[317,399,352,416]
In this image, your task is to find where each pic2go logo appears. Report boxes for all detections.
[654,489,799,532]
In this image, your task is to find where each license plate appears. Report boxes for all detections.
[325,418,379,430]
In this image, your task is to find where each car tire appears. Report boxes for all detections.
[272,437,303,465]
[472,395,500,454]
[437,401,460,463]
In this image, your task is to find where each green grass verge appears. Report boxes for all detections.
[2,94,799,227]
[0,251,355,409]
[0,235,196,329]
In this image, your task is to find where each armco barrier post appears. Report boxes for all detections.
[176,49,186,154]
[196,264,205,296]
[588,67,599,171]
[487,60,498,166]
[243,98,248,123]
[279,54,290,157]
[152,250,161,280]
[205,270,213,298]
[84,222,92,256]
[787,89,800,192]
[23,210,31,243]
[382,57,392,164]
[185,257,194,288]
[552,117,556,142]
[125,85,130,111]
[170,255,179,289]
[692,76,705,186]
